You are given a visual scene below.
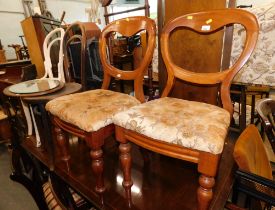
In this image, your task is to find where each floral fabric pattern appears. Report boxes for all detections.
[46,89,140,132]
[231,3,275,87]
[113,97,230,155]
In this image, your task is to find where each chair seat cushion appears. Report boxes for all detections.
[46,89,140,132]
[113,97,231,154]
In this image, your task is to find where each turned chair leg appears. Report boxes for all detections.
[197,174,215,210]
[90,147,105,194]
[119,142,133,206]
[54,126,70,161]
[197,153,219,210]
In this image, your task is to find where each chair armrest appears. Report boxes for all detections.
[235,170,275,206]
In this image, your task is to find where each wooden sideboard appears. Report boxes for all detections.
[21,16,61,78]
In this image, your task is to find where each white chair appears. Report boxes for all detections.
[42,27,65,82]
[22,27,65,147]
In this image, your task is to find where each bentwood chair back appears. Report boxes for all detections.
[113,9,259,210]
[42,27,65,82]
[256,98,275,153]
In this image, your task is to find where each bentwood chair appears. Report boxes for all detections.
[46,16,156,195]
[229,124,274,209]
[113,9,258,210]
[256,98,275,153]
[42,27,65,82]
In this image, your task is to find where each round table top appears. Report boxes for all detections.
[4,82,82,104]
[5,79,65,97]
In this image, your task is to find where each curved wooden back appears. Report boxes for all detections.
[43,27,65,82]
[161,9,259,115]
[63,22,87,90]
[99,16,156,102]
[233,124,273,180]
[256,98,275,153]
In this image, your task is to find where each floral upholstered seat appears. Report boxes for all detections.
[113,97,230,154]
[46,89,140,132]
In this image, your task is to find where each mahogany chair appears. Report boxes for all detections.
[113,9,259,210]
[256,98,275,153]
[45,16,156,196]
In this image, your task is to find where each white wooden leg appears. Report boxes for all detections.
[30,105,41,147]
[21,100,33,136]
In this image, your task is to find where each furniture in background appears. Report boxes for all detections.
[21,16,61,78]
[256,98,275,153]
[63,22,102,91]
[3,81,83,210]
[0,60,33,84]
[45,16,156,205]
[230,3,275,132]
[227,124,275,209]
[113,9,259,210]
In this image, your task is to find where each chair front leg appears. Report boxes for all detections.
[197,152,220,210]
[197,174,215,210]
[55,126,70,161]
[89,144,105,194]
[119,142,133,206]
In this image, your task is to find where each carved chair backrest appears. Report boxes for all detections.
[42,27,65,82]
[256,98,275,153]
[99,16,156,102]
[161,9,259,116]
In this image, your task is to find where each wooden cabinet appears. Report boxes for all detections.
[21,16,61,78]
[158,0,231,104]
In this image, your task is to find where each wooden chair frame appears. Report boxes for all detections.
[52,16,156,199]
[115,9,258,210]
[256,98,275,153]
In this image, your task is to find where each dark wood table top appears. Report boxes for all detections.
[22,131,238,210]
[0,59,31,68]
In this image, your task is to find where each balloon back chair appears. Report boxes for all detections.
[45,16,156,196]
[113,9,259,210]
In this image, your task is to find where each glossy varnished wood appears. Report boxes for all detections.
[161,9,259,116]
[158,0,227,103]
[100,16,156,102]
[115,9,259,210]
[52,16,156,196]
[21,132,237,210]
